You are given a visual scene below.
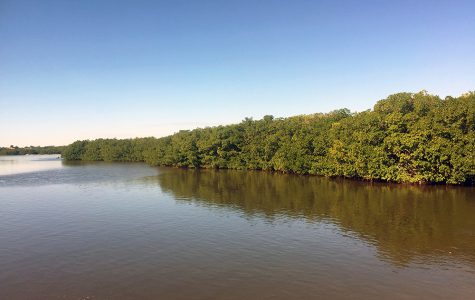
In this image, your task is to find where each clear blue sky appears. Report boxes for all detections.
[1,0,474,146]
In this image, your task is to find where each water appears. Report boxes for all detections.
[1,155,474,300]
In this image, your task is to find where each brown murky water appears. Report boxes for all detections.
[1,155,474,299]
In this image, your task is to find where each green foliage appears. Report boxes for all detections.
[62,91,475,185]
[0,145,64,155]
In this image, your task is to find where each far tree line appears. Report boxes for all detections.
[0,145,65,156]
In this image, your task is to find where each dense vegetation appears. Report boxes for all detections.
[63,91,475,185]
[0,145,64,155]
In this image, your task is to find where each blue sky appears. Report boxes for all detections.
[1,0,474,146]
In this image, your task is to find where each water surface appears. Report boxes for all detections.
[1,155,474,299]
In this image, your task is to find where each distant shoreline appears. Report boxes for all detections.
[0,146,64,156]
[0,153,62,155]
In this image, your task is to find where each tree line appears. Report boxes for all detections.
[62,91,475,185]
[0,145,65,155]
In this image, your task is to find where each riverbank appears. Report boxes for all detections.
[62,92,474,185]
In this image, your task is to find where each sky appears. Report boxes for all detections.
[1,0,474,146]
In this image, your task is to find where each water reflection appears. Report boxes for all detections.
[0,155,62,176]
[2,158,475,299]
[146,168,475,266]
[0,159,157,187]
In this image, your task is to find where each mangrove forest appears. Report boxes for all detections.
[62,91,475,185]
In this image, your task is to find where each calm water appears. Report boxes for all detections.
[1,155,475,300]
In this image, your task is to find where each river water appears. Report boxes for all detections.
[1,155,474,299]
